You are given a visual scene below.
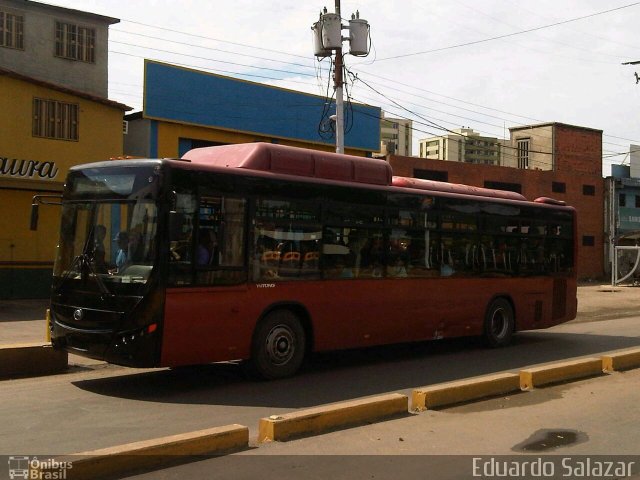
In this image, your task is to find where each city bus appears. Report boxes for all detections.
[42,143,577,379]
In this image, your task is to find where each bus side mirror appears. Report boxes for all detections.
[30,203,39,231]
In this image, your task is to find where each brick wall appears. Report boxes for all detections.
[555,124,602,176]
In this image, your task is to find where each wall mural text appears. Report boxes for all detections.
[0,157,59,180]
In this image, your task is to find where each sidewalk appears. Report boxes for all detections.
[574,282,640,321]
[0,299,49,323]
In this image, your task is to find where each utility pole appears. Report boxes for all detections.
[312,4,370,154]
[334,0,344,154]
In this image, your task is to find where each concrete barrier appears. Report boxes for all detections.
[0,342,67,378]
[602,348,640,372]
[258,393,408,442]
[43,424,249,480]
[412,372,521,411]
[520,357,603,390]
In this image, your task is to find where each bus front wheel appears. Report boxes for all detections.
[483,298,515,348]
[250,310,306,380]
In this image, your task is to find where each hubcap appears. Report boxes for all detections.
[490,308,509,339]
[265,324,296,365]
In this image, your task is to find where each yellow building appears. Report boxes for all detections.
[0,67,130,298]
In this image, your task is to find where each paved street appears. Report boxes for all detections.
[0,284,638,480]
[0,313,639,455]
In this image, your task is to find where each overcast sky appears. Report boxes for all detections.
[46,0,640,174]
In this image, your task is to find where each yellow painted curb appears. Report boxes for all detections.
[602,348,640,372]
[0,342,67,378]
[45,308,51,342]
[520,357,603,390]
[411,372,521,411]
[44,424,249,480]
[258,393,408,442]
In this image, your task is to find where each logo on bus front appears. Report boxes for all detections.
[73,309,84,321]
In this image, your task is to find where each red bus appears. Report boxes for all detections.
[43,143,577,379]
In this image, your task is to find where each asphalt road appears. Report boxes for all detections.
[1,314,639,458]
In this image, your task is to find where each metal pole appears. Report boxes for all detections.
[611,178,616,286]
[334,0,344,154]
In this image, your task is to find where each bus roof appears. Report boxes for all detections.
[391,176,527,202]
[76,144,567,208]
[181,143,393,186]
[181,143,535,203]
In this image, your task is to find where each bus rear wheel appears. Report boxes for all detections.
[250,310,306,380]
[483,298,515,348]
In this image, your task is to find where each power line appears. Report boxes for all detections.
[375,2,640,62]
[110,28,323,73]
[450,0,633,62]
[118,19,312,61]
[110,40,317,78]
[347,69,639,148]
[96,5,639,158]
[109,50,320,87]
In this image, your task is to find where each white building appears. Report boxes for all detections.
[418,128,503,165]
[380,113,412,157]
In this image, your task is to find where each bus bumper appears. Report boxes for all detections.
[51,316,160,368]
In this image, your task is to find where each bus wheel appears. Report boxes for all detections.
[483,298,514,348]
[250,310,306,380]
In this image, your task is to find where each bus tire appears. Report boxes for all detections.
[250,309,306,380]
[483,298,515,348]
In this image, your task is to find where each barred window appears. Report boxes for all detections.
[517,138,529,169]
[0,11,24,49]
[55,21,95,63]
[32,98,79,141]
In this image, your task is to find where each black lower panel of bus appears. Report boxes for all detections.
[50,306,159,367]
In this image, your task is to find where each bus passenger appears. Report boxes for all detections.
[197,230,218,266]
[92,225,107,272]
[113,231,129,272]
[389,257,408,277]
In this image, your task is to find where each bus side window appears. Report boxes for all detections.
[196,196,247,286]
[168,192,196,286]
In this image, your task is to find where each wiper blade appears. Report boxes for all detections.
[54,254,83,293]
[54,253,113,298]
[83,254,113,297]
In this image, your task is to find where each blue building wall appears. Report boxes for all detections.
[143,61,381,152]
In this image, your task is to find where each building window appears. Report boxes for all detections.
[414,169,448,182]
[582,236,595,247]
[0,11,24,49]
[552,182,566,193]
[32,98,79,141]
[619,193,626,207]
[517,138,529,169]
[484,181,522,194]
[55,21,95,63]
[636,195,640,208]
[582,185,595,196]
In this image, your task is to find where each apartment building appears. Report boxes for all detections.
[0,0,118,96]
[418,128,503,166]
[379,113,412,157]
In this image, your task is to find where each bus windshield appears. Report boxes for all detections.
[53,165,160,295]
